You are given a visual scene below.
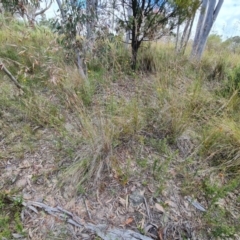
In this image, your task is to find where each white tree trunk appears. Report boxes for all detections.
[176,17,192,54]
[190,0,224,61]
[191,0,208,58]
[175,16,181,52]
[86,0,98,40]
[175,1,199,55]
[181,15,195,54]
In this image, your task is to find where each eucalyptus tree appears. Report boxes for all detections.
[224,36,240,54]
[190,0,224,61]
[56,0,98,38]
[175,0,200,55]
[118,0,192,69]
[86,0,98,39]
[52,0,88,79]
[0,0,52,24]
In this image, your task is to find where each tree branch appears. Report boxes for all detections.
[0,61,24,90]
[34,0,53,18]
[55,0,66,20]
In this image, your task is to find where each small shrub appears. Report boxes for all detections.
[209,60,227,81]
[211,225,236,238]
[221,65,240,97]
[0,193,24,238]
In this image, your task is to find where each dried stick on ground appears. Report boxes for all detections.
[0,61,24,90]
[19,199,153,240]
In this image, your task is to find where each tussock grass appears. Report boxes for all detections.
[201,117,240,172]
[0,17,63,90]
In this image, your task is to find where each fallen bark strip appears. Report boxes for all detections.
[21,199,153,240]
[0,61,24,90]
[86,224,153,240]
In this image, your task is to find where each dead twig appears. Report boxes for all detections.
[143,196,152,222]
[84,197,92,220]
[0,61,24,91]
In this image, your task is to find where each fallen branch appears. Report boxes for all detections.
[0,61,24,90]
[20,199,153,240]
[144,196,152,222]
[86,224,153,240]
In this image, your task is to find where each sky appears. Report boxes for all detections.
[44,0,240,39]
[211,0,240,38]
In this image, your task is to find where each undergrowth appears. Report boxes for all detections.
[0,192,24,239]
[1,15,240,238]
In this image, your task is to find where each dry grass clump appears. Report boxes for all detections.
[201,117,240,172]
[0,16,64,89]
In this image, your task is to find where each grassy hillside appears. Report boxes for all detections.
[1,16,240,239]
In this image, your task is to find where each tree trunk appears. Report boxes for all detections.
[175,2,199,55]
[190,0,224,61]
[131,47,137,70]
[178,13,195,55]
[176,18,190,54]
[194,0,216,59]
[182,14,195,55]
[190,0,208,58]
[175,16,181,52]
[86,0,97,40]
[76,49,87,80]
[131,40,140,70]
[180,18,191,53]
[125,0,132,48]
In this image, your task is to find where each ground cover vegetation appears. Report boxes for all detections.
[1,14,240,239]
